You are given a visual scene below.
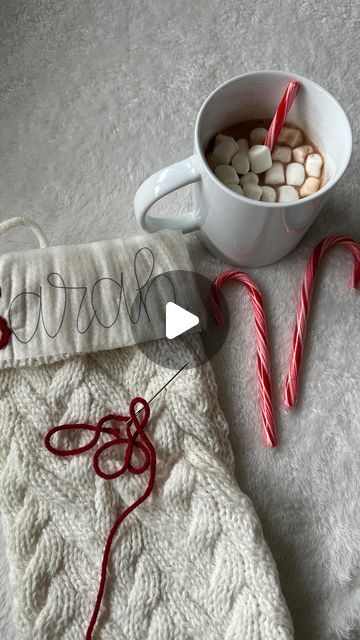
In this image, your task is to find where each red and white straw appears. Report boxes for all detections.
[264,80,300,151]
[210,270,277,448]
[284,235,360,410]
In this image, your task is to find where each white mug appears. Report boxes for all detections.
[134,71,352,267]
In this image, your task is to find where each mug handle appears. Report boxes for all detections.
[134,155,201,233]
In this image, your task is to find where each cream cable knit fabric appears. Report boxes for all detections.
[0,221,293,638]
[0,338,294,639]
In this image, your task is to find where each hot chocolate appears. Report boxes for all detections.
[206,119,325,203]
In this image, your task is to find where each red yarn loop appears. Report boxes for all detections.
[44,396,156,640]
[0,316,11,350]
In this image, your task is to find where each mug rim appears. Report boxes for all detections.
[194,70,352,209]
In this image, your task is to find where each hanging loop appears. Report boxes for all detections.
[0,217,49,248]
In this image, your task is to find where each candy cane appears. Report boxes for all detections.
[210,271,277,448]
[264,80,300,151]
[284,235,360,410]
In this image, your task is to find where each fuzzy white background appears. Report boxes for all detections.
[1,1,360,639]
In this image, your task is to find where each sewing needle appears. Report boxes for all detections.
[127,361,189,425]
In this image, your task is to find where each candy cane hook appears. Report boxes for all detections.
[210,270,277,448]
[284,235,360,410]
[264,80,300,151]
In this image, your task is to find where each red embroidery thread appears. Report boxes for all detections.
[0,316,11,349]
[44,396,156,640]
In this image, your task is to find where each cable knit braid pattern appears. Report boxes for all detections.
[0,334,293,640]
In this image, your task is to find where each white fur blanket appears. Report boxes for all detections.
[1,1,359,638]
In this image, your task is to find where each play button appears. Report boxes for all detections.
[130,269,230,370]
[165,302,199,339]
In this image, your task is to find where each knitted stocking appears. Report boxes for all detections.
[0,220,294,639]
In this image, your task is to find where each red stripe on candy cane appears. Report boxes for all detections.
[284,236,360,410]
[264,80,300,151]
[210,270,277,448]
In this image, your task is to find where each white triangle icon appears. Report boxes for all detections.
[165,302,199,340]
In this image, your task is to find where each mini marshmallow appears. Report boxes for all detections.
[278,185,299,202]
[248,145,272,174]
[300,177,321,197]
[212,137,239,165]
[236,138,249,152]
[206,153,217,171]
[286,162,305,186]
[272,145,292,164]
[250,127,267,146]
[277,126,303,148]
[264,162,285,185]
[215,133,235,146]
[261,186,277,202]
[231,150,250,175]
[305,153,323,178]
[214,164,239,185]
[228,184,244,195]
[243,183,262,201]
[239,172,259,186]
[293,144,314,164]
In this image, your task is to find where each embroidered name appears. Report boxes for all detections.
[7,247,176,344]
